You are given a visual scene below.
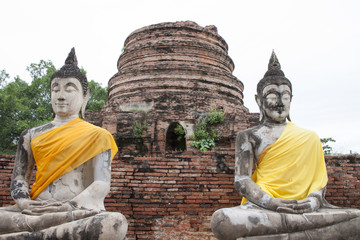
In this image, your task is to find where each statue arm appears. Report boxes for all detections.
[234,132,263,201]
[70,149,111,210]
[234,132,271,206]
[11,129,38,209]
[234,132,298,211]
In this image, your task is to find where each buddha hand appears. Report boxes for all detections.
[21,201,81,215]
[273,197,321,214]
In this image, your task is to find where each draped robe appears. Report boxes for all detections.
[30,118,118,199]
[242,122,328,204]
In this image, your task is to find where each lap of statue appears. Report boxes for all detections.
[0,152,127,240]
[212,202,360,240]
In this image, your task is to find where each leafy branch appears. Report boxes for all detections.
[320,137,336,155]
[133,121,148,138]
[191,109,225,151]
[174,123,185,141]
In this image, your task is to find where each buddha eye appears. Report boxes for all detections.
[65,86,76,92]
[52,86,60,92]
[266,93,277,101]
[64,82,79,92]
[282,93,291,101]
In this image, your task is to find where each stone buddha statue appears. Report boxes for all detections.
[211,51,360,240]
[0,48,128,239]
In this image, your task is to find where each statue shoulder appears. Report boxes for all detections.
[27,122,56,140]
[85,121,114,138]
[236,125,264,144]
[14,123,55,169]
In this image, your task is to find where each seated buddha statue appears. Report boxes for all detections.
[211,51,360,240]
[0,48,128,239]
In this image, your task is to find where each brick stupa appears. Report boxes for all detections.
[88,21,255,156]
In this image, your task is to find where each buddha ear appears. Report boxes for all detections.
[255,94,261,107]
[80,88,91,119]
[255,94,264,122]
[287,94,292,121]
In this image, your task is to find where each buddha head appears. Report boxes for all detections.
[50,48,90,119]
[255,51,292,123]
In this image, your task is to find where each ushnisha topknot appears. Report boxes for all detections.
[51,48,88,95]
[256,50,292,97]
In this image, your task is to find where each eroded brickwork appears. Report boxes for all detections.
[107,151,236,239]
[90,21,251,156]
[325,155,360,208]
[1,154,359,239]
[0,155,13,205]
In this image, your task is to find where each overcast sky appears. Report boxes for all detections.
[1,0,359,153]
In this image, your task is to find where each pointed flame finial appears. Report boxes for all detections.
[264,50,285,77]
[65,47,78,66]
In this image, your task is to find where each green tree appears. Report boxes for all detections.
[87,80,108,111]
[0,61,108,154]
[0,61,55,154]
[0,76,32,153]
[26,60,56,126]
[0,69,9,88]
[320,137,336,155]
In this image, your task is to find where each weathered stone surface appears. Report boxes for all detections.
[212,206,360,239]
[0,49,127,239]
[88,21,252,156]
[211,51,360,240]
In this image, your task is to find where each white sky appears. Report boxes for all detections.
[1,0,359,153]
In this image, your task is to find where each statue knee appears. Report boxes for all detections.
[211,209,231,240]
[84,212,128,240]
[211,208,248,240]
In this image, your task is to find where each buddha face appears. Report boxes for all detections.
[257,84,292,123]
[51,77,86,118]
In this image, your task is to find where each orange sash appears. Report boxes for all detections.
[30,118,118,199]
[241,122,328,204]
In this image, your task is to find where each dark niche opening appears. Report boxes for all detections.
[166,122,186,152]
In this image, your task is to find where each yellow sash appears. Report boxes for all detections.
[241,122,328,204]
[30,118,118,199]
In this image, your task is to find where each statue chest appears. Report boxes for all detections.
[35,165,86,202]
[254,125,286,158]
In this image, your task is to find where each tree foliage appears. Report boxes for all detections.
[87,80,108,111]
[320,137,336,155]
[0,61,55,154]
[191,109,225,151]
[0,69,9,88]
[78,68,107,111]
[0,60,108,154]
[174,123,185,141]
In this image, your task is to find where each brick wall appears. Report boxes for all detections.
[325,155,360,208]
[1,153,359,239]
[107,151,237,240]
[0,155,14,205]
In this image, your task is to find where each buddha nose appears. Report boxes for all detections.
[276,97,284,107]
[58,94,65,101]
